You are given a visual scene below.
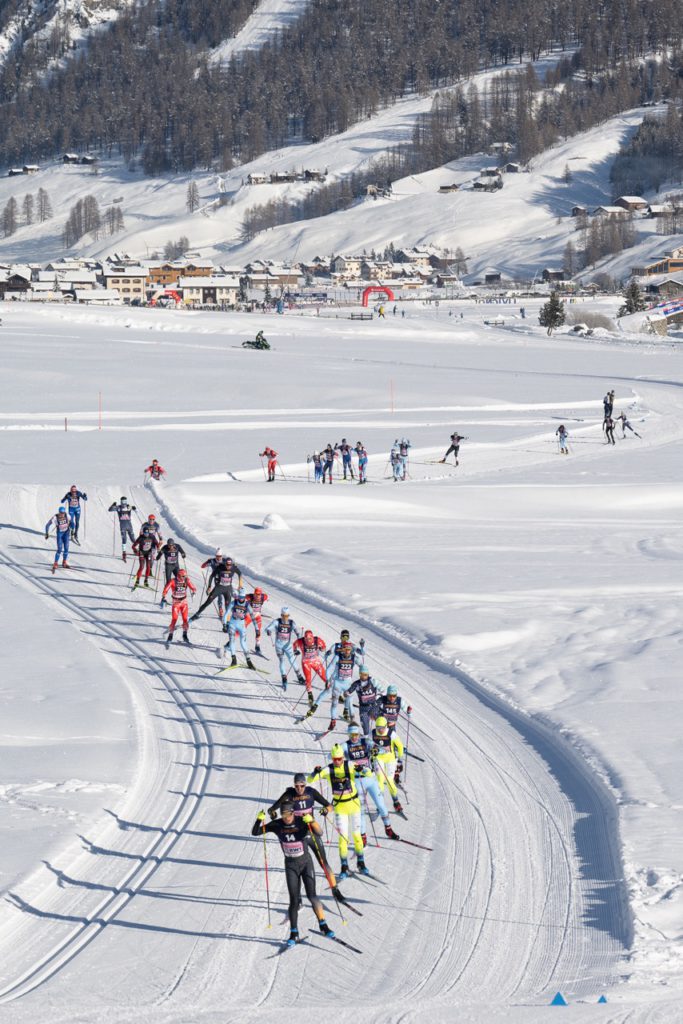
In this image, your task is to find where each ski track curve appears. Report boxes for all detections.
[0,480,631,1014]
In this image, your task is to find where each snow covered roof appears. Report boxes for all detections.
[177,276,239,288]
[75,289,120,303]
[101,266,146,278]
[617,195,647,204]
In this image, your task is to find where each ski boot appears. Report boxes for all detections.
[361,832,367,848]
[342,708,350,723]
[182,631,190,644]
[338,859,350,881]
[286,928,299,949]
[51,563,57,575]
[133,579,140,590]
[297,673,305,685]
[166,631,174,644]
[122,551,127,563]
[393,797,403,813]
[328,718,336,731]
[319,920,335,939]
[307,692,315,708]
[222,623,229,633]
[143,579,150,588]
[356,856,370,876]
[230,655,238,668]
[255,643,261,655]
[385,825,400,840]
[62,561,69,568]
[246,657,255,670]
[281,674,288,692]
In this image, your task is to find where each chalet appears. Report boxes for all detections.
[0,273,31,297]
[504,162,521,173]
[63,153,80,164]
[542,268,564,282]
[435,274,462,287]
[571,205,588,217]
[429,253,456,271]
[640,273,683,300]
[644,249,683,275]
[7,168,23,177]
[245,273,279,292]
[592,205,627,217]
[473,179,501,192]
[270,171,297,184]
[247,172,268,185]
[331,254,363,278]
[490,142,512,156]
[177,276,239,306]
[480,167,501,178]
[361,259,392,280]
[396,248,432,269]
[304,169,326,182]
[22,164,39,175]
[484,270,502,285]
[100,266,146,303]
[80,155,97,165]
[438,183,460,193]
[647,204,672,218]
[615,195,648,212]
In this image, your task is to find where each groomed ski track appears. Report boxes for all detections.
[0,482,630,1020]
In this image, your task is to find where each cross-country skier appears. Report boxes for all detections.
[144,459,166,481]
[354,442,368,484]
[603,416,616,445]
[347,666,381,737]
[617,412,641,438]
[246,586,268,653]
[292,630,327,711]
[259,446,278,482]
[397,438,411,479]
[146,512,163,546]
[371,716,404,813]
[132,523,160,588]
[556,425,569,454]
[192,555,241,620]
[390,445,402,482]
[336,439,355,480]
[308,746,371,878]
[108,496,137,561]
[440,431,465,465]
[60,485,87,543]
[220,587,256,669]
[266,607,303,689]
[157,538,186,587]
[268,774,331,822]
[321,444,336,484]
[45,504,71,572]
[162,567,196,644]
[325,629,365,670]
[200,548,223,573]
[379,685,407,730]
[323,638,364,730]
[307,451,323,483]
[344,723,399,842]
[252,803,337,947]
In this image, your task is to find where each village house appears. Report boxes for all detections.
[75,289,121,305]
[438,183,460,193]
[247,172,268,185]
[592,205,628,218]
[145,259,213,288]
[542,268,565,282]
[63,153,80,164]
[396,248,433,269]
[647,204,672,218]
[640,273,683,300]
[644,248,683,275]
[7,168,24,177]
[177,276,240,307]
[615,195,648,212]
[0,273,31,298]
[100,266,146,303]
[331,254,363,279]
[571,205,588,217]
[22,164,39,175]
[361,259,392,280]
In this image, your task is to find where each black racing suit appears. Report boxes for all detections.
[156,542,186,584]
[193,561,240,617]
[251,816,322,930]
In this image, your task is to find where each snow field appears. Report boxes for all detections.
[0,302,682,1019]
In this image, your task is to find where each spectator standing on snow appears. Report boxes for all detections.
[556,425,569,454]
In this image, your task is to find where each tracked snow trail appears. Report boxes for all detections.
[0,481,629,1017]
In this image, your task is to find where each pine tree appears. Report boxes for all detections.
[22,193,34,225]
[562,163,573,184]
[538,292,566,335]
[618,280,646,317]
[37,188,52,222]
[186,181,200,213]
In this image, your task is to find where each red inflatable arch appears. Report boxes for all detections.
[361,285,395,307]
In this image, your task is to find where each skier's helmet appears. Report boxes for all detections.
[330,744,345,762]
[59,505,66,512]
[254,587,262,597]
[280,802,294,817]
[152,459,158,464]
[238,587,246,598]
[293,773,306,786]
[281,606,290,617]
[70,484,77,492]
[214,547,222,558]
[386,685,398,696]
[304,629,314,643]
[177,568,186,578]
[359,665,369,678]
[340,629,350,640]
[375,716,388,732]
[222,555,232,564]
[167,538,176,546]
[142,524,150,534]
[148,513,156,521]
[120,496,127,503]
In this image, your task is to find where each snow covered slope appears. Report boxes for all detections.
[211,0,310,63]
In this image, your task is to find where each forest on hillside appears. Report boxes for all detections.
[0,0,680,174]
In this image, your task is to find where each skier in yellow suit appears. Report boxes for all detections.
[308,744,372,880]
[371,715,405,815]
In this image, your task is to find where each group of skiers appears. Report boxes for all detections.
[307,440,369,484]
[43,477,421,951]
[555,391,642,454]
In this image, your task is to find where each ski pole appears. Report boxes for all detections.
[261,819,272,929]
[404,709,412,784]
[363,786,380,848]
[154,560,162,601]
[112,518,115,557]
[307,821,346,924]
[277,463,287,481]
[83,501,87,542]
[259,456,267,481]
